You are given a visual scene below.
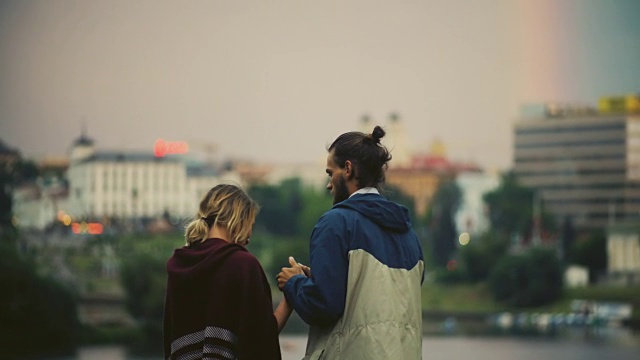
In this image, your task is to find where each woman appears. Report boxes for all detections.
[163,184,292,359]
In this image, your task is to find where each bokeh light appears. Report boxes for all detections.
[459,232,471,246]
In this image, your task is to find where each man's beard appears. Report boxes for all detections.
[333,175,350,205]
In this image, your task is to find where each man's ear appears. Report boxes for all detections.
[344,160,354,179]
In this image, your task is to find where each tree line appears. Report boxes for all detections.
[425,172,607,307]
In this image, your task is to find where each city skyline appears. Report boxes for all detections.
[1,0,640,170]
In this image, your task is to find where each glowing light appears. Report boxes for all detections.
[71,222,104,235]
[154,138,189,157]
[458,232,471,246]
[88,223,104,235]
[62,214,72,226]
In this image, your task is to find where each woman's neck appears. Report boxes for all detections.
[208,225,230,242]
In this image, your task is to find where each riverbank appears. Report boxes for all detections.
[63,332,640,360]
[73,281,638,356]
[421,282,640,329]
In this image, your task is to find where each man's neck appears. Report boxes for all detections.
[349,187,379,198]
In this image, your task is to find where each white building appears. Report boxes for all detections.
[64,134,241,223]
[12,181,69,230]
[265,161,327,190]
[455,171,500,237]
[606,222,640,285]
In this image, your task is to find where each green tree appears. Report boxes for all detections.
[298,185,332,235]
[249,178,304,236]
[251,232,310,279]
[457,231,510,283]
[571,230,607,283]
[0,243,80,359]
[483,172,556,244]
[117,233,178,353]
[425,180,461,268]
[120,253,167,322]
[488,247,563,307]
[249,179,332,276]
[560,216,576,261]
[483,172,534,238]
[0,173,13,237]
[0,154,40,241]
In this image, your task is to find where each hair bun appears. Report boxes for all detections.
[371,126,386,143]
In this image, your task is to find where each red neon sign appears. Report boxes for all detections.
[154,138,189,157]
[88,223,104,234]
[71,222,104,235]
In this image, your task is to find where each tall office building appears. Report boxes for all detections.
[513,96,640,231]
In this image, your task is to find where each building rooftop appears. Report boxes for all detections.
[76,151,182,164]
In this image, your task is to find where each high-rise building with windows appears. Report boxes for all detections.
[513,96,640,231]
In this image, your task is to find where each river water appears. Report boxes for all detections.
[65,332,640,360]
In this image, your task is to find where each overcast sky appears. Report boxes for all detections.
[1,0,639,170]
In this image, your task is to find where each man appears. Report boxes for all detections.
[277,125,425,359]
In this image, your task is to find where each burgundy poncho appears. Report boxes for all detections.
[163,238,281,359]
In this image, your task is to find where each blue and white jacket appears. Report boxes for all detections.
[283,192,425,359]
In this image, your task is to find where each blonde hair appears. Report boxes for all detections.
[184,184,259,245]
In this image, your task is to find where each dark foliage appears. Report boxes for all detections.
[249,178,304,236]
[120,252,167,353]
[0,243,80,359]
[483,172,535,238]
[426,180,461,268]
[458,232,510,283]
[488,247,563,308]
[571,230,607,283]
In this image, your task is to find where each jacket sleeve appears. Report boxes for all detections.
[283,211,349,326]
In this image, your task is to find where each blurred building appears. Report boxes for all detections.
[606,222,640,285]
[513,94,640,231]
[387,139,482,217]
[356,114,486,217]
[12,178,69,230]
[233,160,326,190]
[455,171,500,236]
[236,112,417,191]
[1,140,49,230]
[8,132,244,231]
[66,133,242,223]
[265,161,327,189]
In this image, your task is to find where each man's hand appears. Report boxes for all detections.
[298,263,312,277]
[277,256,305,290]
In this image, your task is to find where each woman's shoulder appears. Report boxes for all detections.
[226,246,263,269]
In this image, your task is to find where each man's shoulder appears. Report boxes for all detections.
[321,205,358,220]
[313,207,354,232]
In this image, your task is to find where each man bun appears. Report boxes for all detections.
[371,125,386,144]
